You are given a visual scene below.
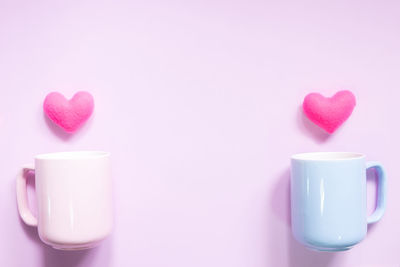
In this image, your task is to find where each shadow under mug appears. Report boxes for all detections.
[16,151,113,250]
[291,152,386,251]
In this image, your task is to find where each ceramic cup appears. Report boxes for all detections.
[16,151,113,250]
[291,152,386,251]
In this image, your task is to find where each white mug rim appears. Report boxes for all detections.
[35,151,110,160]
[291,152,365,161]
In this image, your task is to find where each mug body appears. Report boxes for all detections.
[34,151,113,250]
[291,152,367,251]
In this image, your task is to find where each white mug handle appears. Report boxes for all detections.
[16,164,38,227]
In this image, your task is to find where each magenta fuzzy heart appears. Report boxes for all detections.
[303,90,356,133]
[43,91,94,133]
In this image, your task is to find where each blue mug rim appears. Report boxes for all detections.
[291,152,365,161]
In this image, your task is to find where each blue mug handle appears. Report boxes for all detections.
[366,162,387,224]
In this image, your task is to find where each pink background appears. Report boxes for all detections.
[0,0,399,266]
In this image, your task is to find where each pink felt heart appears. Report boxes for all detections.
[43,91,94,133]
[303,90,356,133]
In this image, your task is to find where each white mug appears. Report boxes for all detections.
[16,151,113,250]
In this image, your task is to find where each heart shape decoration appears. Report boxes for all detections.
[43,91,94,133]
[303,90,356,133]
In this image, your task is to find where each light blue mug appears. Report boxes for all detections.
[291,152,387,251]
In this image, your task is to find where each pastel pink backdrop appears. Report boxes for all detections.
[0,0,399,266]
